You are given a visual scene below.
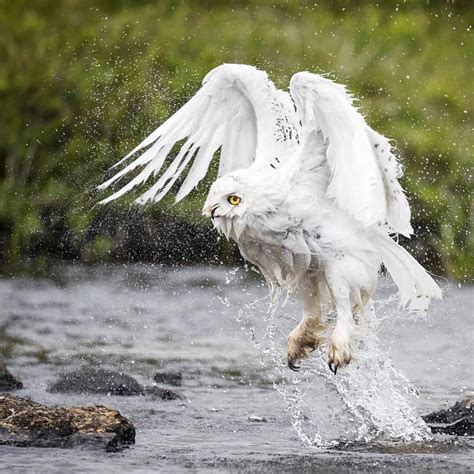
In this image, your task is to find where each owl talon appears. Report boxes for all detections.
[328,361,336,374]
[327,322,354,372]
[288,358,300,372]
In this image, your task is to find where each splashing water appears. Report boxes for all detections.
[229,269,432,447]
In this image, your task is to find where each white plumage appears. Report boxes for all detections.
[99,64,441,373]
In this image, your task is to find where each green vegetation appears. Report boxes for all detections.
[1,0,472,280]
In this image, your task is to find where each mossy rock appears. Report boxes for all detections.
[0,393,135,451]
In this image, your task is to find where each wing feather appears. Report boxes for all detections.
[99,64,299,205]
[175,124,225,202]
[366,129,413,235]
[290,72,412,236]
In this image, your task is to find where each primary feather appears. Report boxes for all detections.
[98,63,299,205]
[289,72,412,236]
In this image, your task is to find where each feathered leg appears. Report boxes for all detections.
[287,277,328,371]
[322,252,378,373]
[325,269,357,374]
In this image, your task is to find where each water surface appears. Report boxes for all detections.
[1,264,472,472]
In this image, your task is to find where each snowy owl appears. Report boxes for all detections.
[99,64,441,373]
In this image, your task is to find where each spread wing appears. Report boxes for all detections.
[290,72,412,236]
[98,64,299,205]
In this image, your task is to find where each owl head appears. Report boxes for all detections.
[202,168,285,240]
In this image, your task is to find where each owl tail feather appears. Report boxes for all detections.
[375,234,442,315]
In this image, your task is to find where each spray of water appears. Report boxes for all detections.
[228,268,432,447]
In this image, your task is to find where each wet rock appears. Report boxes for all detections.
[143,386,182,401]
[49,367,144,396]
[0,393,135,451]
[0,363,23,391]
[422,397,473,436]
[153,371,182,387]
[49,367,182,400]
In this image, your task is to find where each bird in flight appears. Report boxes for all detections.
[99,64,441,373]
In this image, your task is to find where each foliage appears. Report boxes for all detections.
[0,0,472,280]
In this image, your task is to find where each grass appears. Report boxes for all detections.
[0,0,472,280]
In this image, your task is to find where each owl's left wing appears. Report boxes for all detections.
[289,72,412,236]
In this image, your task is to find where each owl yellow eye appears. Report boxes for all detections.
[228,195,241,206]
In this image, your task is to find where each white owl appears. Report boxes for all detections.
[99,64,441,373]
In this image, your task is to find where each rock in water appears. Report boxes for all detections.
[49,367,144,396]
[0,363,23,391]
[153,371,183,387]
[422,397,473,436]
[49,367,182,400]
[143,386,182,400]
[0,393,135,451]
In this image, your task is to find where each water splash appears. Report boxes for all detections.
[229,269,432,447]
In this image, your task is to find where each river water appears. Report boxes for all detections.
[1,264,472,472]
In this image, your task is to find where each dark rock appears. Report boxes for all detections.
[143,386,182,401]
[0,363,23,391]
[153,371,182,387]
[48,367,144,396]
[0,393,135,451]
[422,397,473,436]
[49,367,182,400]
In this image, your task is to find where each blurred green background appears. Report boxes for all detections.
[0,0,472,280]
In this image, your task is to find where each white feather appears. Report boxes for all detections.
[99,64,299,205]
[374,232,442,314]
[290,72,412,235]
[366,129,413,236]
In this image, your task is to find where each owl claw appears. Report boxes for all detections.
[288,358,300,372]
[328,361,338,375]
[327,322,354,372]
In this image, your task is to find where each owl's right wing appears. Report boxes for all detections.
[98,64,300,205]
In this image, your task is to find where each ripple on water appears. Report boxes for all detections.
[0,264,472,472]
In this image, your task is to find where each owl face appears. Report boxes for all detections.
[202,168,287,241]
[203,172,252,221]
[202,172,255,241]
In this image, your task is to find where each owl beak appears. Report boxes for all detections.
[211,207,218,219]
[203,204,219,219]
